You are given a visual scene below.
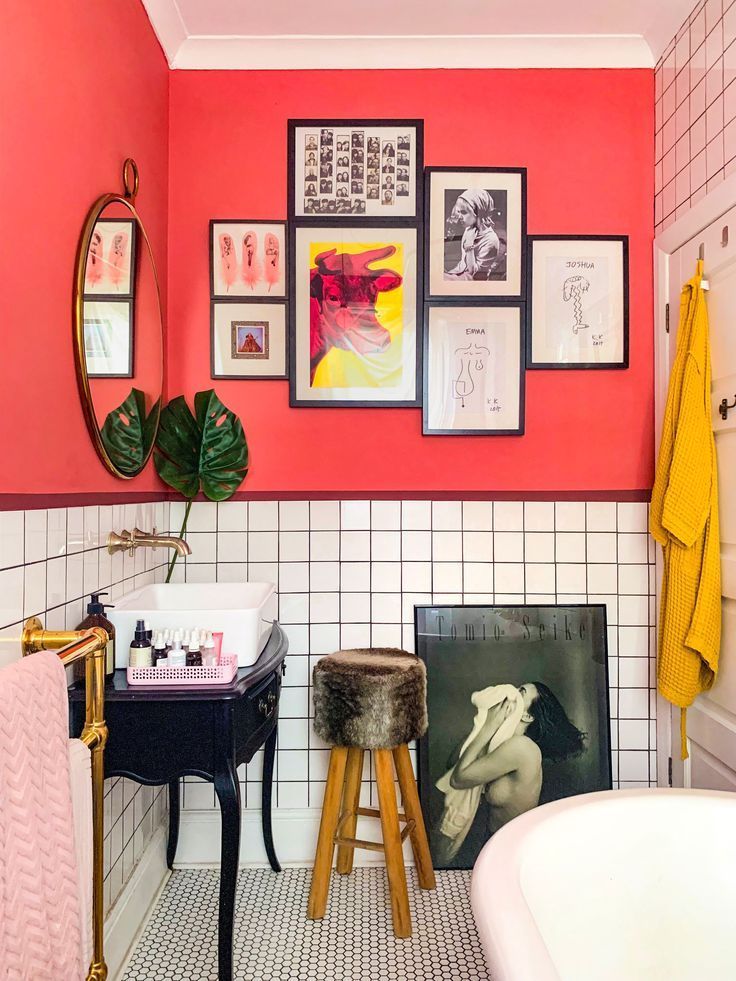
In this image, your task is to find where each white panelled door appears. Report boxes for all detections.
[662,202,736,790]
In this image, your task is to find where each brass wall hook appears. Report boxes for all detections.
[719,395,736,420]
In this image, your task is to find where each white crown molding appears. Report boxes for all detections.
[157,34,657,71]
[140,0,188,65]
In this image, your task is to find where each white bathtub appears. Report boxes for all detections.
[471,788,736,981]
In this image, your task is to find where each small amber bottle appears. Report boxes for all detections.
[77,592,116,680]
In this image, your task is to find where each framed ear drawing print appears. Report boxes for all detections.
[527,235,629,369]
[290,223,421,406]
[288,119,423,221]
[426,167,526,300]
[210,220,287,299]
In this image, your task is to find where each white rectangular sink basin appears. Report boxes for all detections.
[109,582,277,668]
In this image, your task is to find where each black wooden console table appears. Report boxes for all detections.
[70,622,288,981]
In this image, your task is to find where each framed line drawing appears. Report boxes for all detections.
[423,303,524,435]
[426,167,526,300]
[211,300,287,379]
[527,235,629,369]
[84,218,137,297]
[210,220,287,298]
[288,119,424,221]
[290,222,421,406]
[415,604,612,871]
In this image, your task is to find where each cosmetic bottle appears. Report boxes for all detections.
[167,637,186,667]
[152,633,168,666]
[182,629,191,653]
[129,619,152,668]
[202,631,218,667]
[77,592,116,680]
[186,636,202,667]
[144,620,153,644]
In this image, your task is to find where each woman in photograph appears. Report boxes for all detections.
[434,681,585,865]
[444,188,503,281]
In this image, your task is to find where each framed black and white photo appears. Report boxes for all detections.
[416,604,612,870]
[210,220,287,299]
[426,167,526,299]
[290,222,421,406]
[423,303,524,435]
[83,299,134,377]
[527,235,629,369]
[289,119,423,221]
[211,300,287,379]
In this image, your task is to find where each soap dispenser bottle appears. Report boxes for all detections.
[77,592,116,679]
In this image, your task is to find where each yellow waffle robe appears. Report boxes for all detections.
[650,260,721,759]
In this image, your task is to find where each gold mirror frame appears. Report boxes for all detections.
[73,158,164,480]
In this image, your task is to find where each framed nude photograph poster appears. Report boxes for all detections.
[527,235,629,369]
[288,119,423,221]
[426,167,526,299]
[416,604,612,871]
[423,303,524,435]
[290,223,421,406]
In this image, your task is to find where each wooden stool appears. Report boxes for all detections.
[307,648,436,938]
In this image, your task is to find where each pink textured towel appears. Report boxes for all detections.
[0,651,85,980]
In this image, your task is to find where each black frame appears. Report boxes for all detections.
[526,234,630,370]
[288,221,423,407]
[84,217,138,299]
[415,603,613,871]
[209,218,288,300]
[288,118,424,223]
[83,296,135,379]
[424,166,527,301]
[210,299,289,380]
[422,301,525,435]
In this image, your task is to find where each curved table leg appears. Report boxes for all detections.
[214,760,241,981]
[167,778,180,871]
[261,724,281,872]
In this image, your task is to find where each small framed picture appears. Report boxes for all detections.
[210,220,287,299]
[423,303,524,435]
[527,235,629,369]
[290,223,421,406]
[84,219,137,297]
[289,119,423,221]
[83,299,133,377]
[211,301,287,379]
[426,168,526,300]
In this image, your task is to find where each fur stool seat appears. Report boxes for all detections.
[312,647,428,749]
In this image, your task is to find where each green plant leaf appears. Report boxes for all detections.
[154,390,248,502]
[100,388,154,476]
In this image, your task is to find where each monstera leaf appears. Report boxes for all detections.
[100,388,161,476]
[154,390,248,502]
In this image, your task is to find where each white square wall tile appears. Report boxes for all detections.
[340,500,370,530]
[555,501,586,531]
[217,563,247,583]
[371,500,401,529]
[279,501,309,531]
[371,531,400,561]
[341,531,370,561]
[46,509,66,559]
[248,531,279,562]
[309,623,340,655]
[402,593,432,623]
[618,564,649,595]
[401,500,431,529]
[463,563,493,593]
[402,530,432,561]
[341,562,370,592]
[309,500,340,530]
[617,534,650,564]
[218,502,248,531]
[587,563,618,593]
[310,592,340,623]
[493,501,523,531]
[493,563,525,593]
[310,531,339,561]
[279,531,309,562]
[433,531,462,561]
[310,562,339,592]
[372,623,403,647]
[463,532,493,562]
[186,502,217,532]
[0,511,24,569]
[587,532,617,563]
[433,563,463,592]
[494,532,523,562]
[186,533,217,564]
[556,564,586,593]
[462,501,493,531]
[279,562,309,593]
[617,502,648,532]
[217,531,247,563]
[524,532,554,563]
[25,565,46,618]
[341,623,371,648]
[402,562,432,592]
[432,501,462,530]
[619,594,650,625]
[371,562,401,591]
[372,593,402,623]
[525,563,555,593]
[279,593,309,624]
[25,510,47,563]
[524,501,554,531]
[341,593,370,623]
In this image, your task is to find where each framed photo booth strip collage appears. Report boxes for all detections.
[207,117,629,424]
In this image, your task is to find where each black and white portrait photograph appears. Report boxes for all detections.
[289,119,423,219]
[416,605,611,870]
[426,167,526,299]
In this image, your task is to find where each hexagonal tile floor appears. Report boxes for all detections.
[122,867,491,980]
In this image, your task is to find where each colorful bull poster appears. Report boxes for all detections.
[290,224,420,406]
[289,119,423,220]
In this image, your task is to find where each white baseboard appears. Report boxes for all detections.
[176,808,413,867]
[105,825,170,980]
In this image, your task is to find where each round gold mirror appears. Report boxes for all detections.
[73,159,164,479]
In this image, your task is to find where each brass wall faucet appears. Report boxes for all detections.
[107,527,191,557]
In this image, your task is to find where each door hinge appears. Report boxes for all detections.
[665,303,670,334]
[668,756,673,786]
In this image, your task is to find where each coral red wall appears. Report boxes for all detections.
[168,69,654,495]
[0,0,168,496]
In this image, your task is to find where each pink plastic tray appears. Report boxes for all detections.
[126,653,238,687]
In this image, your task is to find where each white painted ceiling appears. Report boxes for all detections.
[142,0,695,69]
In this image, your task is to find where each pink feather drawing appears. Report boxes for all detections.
[85,231,104,289]
[242,231,262,289]
[218,234,238,291]
[264,232,280,291]
[108,231,129,289]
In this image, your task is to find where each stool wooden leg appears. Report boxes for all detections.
[336,748,364,875]
[393,743,436,890]
[375,748,412,938]
[308,746,348,920]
